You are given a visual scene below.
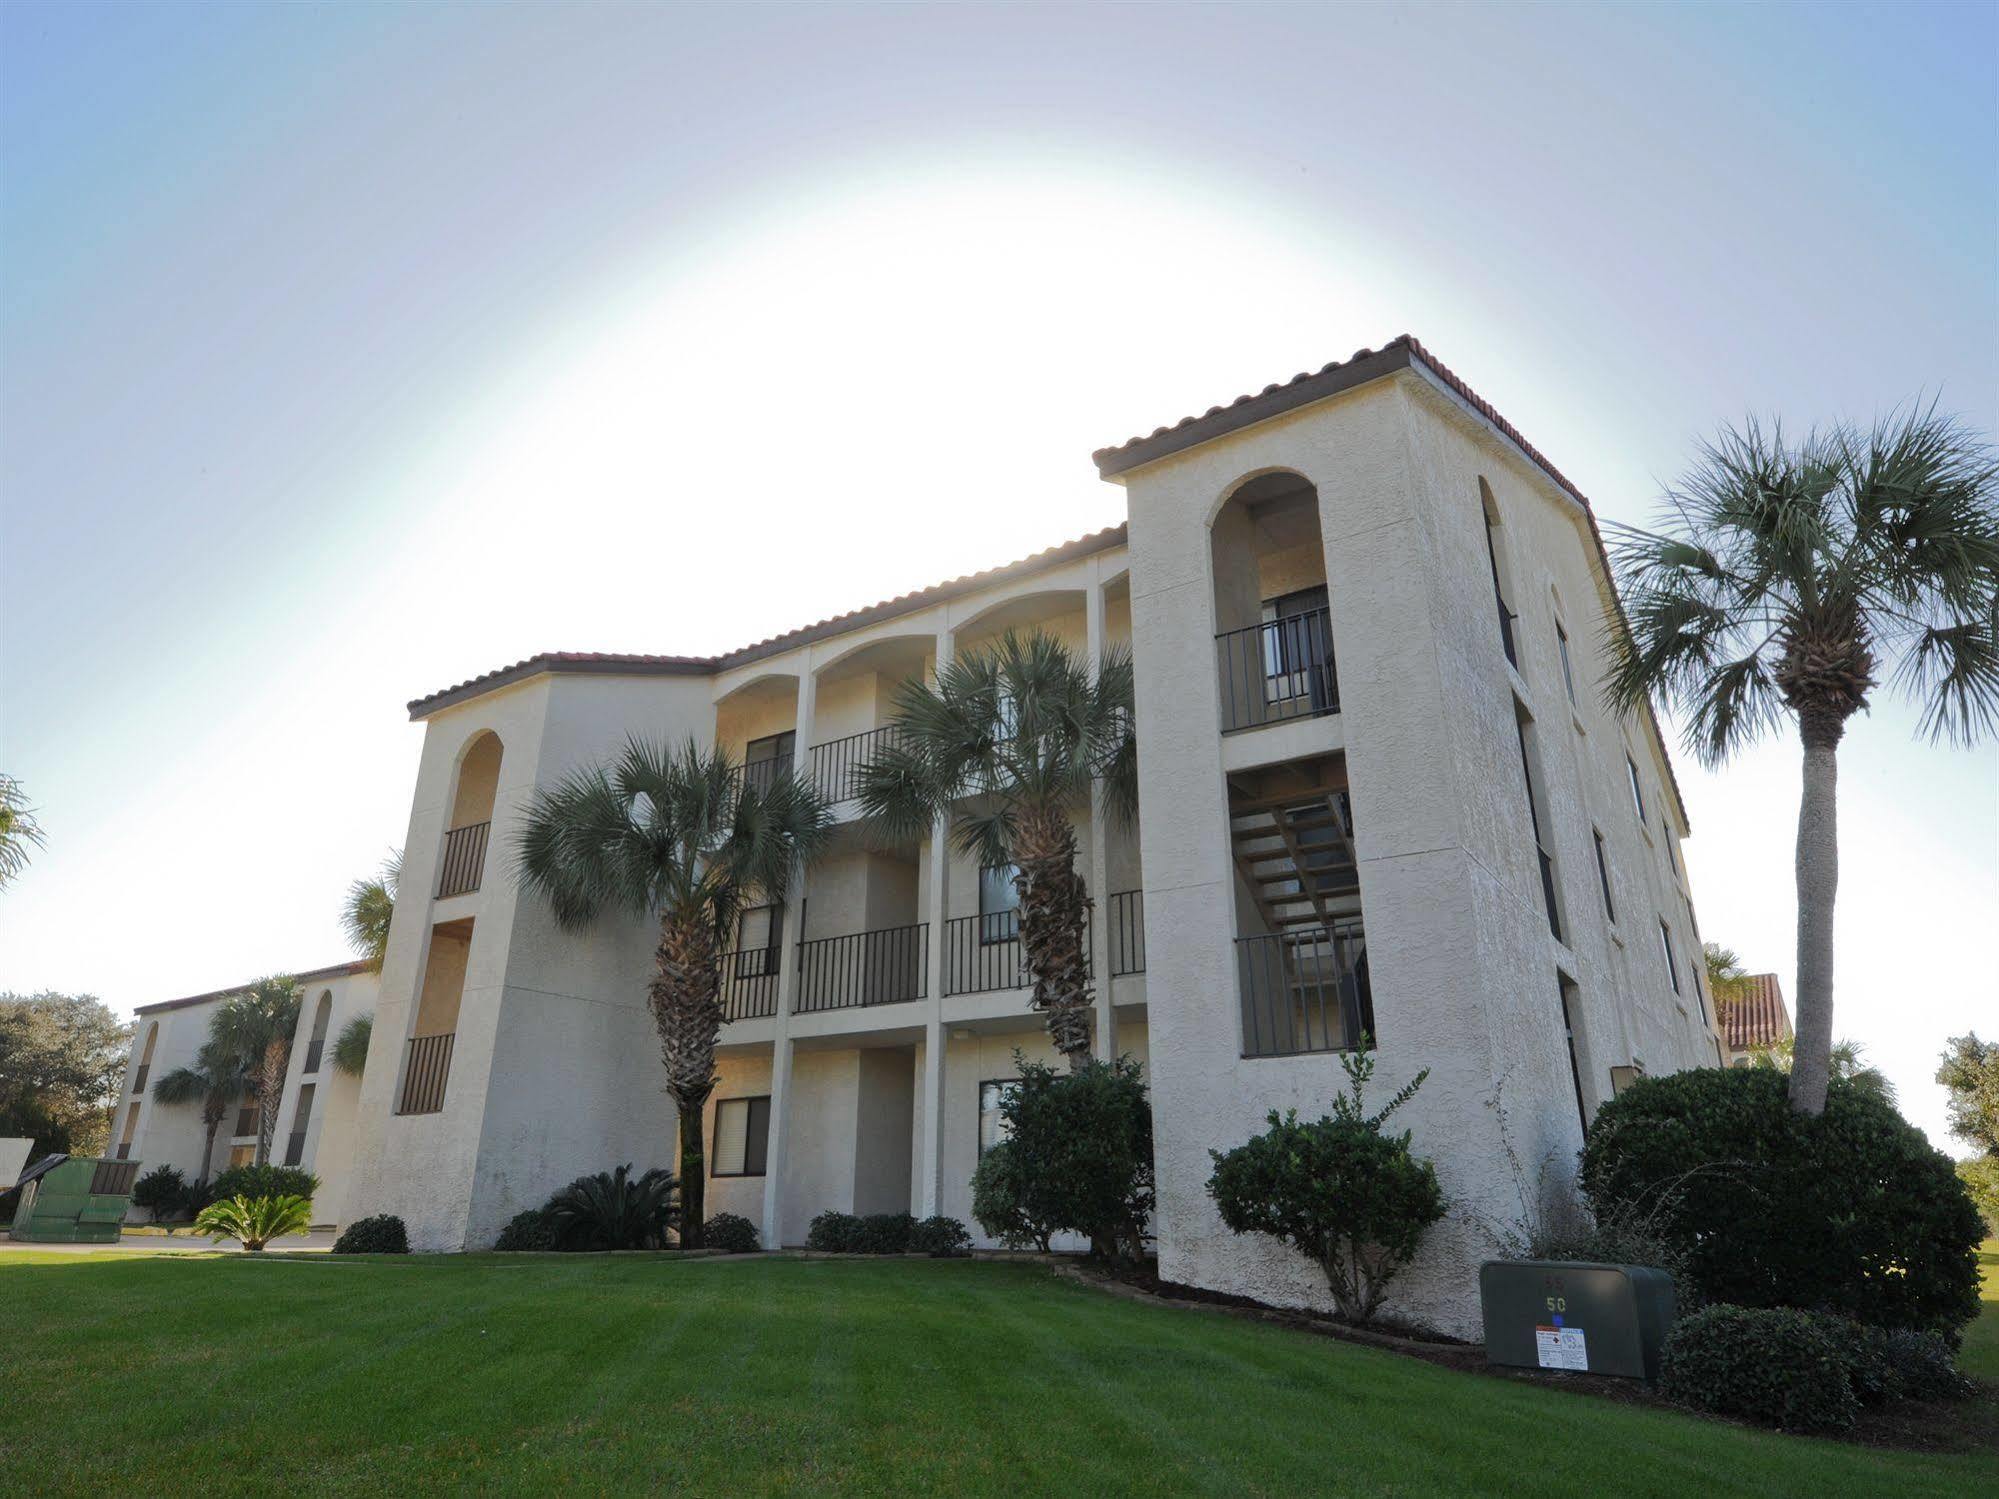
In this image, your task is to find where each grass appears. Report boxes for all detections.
[0,1250,1993,1497]
[1967,1238,1999,1383]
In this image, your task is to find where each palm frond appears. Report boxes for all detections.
[332,1014,373,1077]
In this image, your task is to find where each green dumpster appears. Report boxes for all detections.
[8,1155,142,1243]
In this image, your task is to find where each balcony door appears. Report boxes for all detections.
[1260,586,1331,713]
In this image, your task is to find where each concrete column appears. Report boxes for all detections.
[1085,567,1116,1059]
[762,656,817,1248]
[918,626,953,1216]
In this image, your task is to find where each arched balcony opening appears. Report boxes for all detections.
[716,672,802,797]
[302,991,332,1074]
[439,731,503,898]
[809,634,934,805]
[134,1022,158,1094]
[1210,471,1338,731]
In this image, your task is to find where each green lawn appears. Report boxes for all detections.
[0,1250,1992,1497]
[1968,1238,1999,1382]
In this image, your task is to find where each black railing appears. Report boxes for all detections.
[133,1063,149,1094]
[302,1039,324,1075]
[739,754,795,797]
[1498,605,1519,670]
[795,923,927,1012]
[720,947,781,1021]
[1108,890,1146,977]
[943,911,1094,997]
[808,726,903,804]
[437,820,490,898]
[1237,924,1372,1058]
[397,1032,454,1115]
[233,1106,258,1137]
[1216,607,1339,732]
[1537,845,1562,943]
[283,1131,306,1167]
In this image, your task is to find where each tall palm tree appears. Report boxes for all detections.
[1702,942,1754,1014]
[516,739,830,1246]
[1607,408,1998,1114]
[332,1014,373,1077]
[212,976,304,1165]
[151,1039,251,1185]
[857,629,1138,1071]
[342,849,401,971]
[0,772,45,891]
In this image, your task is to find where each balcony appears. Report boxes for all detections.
[1107,890,1145,978]
[739,753,794,797]
[397,1032,454,1115]
[1216,608,1339,733]
[283,1131,306,1167]
[1237,923,1372,1058]
[437,821,490,899]
[302,1039,324,1075]
[808,726,903,804]
[720,947,780,1021]
[233,1105,258,1137]
[796,923,927,1013]
[943,911,1096,997]
[132,1063,149,1094]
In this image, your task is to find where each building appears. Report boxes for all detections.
[113,337,1723,1335]
[1720,972,1792,1067]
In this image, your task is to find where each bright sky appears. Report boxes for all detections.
[1,3,1993,1153]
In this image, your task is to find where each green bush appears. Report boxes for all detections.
[206,1164,319,1210]
[910,1215,973,1257]
[806,1211,862,1252]
[1874,1326,1977,1402]
[703,1212,760,1254]
[545,1165,678,1251]
[494,1208,559,1251]
[1580,1067,1983,1335]
[1661,1306,1858,1433]
[332,1214,409,1254]
[968,1055,1154,1265]
[131,1165,189,1224]
[852,1212,915,1254]
[1207,1051,1445,1325]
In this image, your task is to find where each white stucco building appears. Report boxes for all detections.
[113,338,1722,1334]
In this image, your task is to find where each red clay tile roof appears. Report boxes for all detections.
[135,960,377,1016]
[1721,972,1792,1053]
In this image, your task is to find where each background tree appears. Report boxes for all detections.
[0,773,46,890]
[151,1038,252,1184]
[342,849,401,971]
[516,738,829,1247]
[212,976,303,1166]
[1701,943,1754,1014]
[1607,409,1999,1115]
[1748,1035,1896,1109]
[858,630,1137,1069]
[1935,1033,1999,1156]
[332,1014,373,1077]
[0,992,130,1157]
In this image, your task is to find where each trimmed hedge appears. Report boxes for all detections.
[1661,1306,1858,1433]
[494,1208,558,1252]
[805,1211,922,1254]
[910,1216,973,1257]
[332,1214,409,1254]
[703,1213,761,1254]
[1580,1066,1982,1335]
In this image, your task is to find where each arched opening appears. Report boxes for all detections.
[134,1022,158,1093]
[303,991,332,1074]
[439,731,503,898]
[1210,471,1336,731]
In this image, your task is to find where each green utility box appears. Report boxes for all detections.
[1479,1260,1676,1381]
[7,1155,142,1243]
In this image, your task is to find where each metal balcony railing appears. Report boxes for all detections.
[1216,607,1339,732]
[1107,890,1146,977]
[795,923,927,1012]
[942,911,1094,997]
[397,1033,454,1115]
[808,726,903,804]
[437,821,490,898]
[720,946,781,1021]
[302,1039,324,1075]
[1237,923,1372,1058]
[738,753,795,797]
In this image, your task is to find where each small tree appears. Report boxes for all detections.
[212,976,304,1167]
[1936,1033,1999,1156]
[1208,1051,1445,1325]
[151,1039,250,1185]
[194,1193,312,1252]
[970,1140,1055,1252]
[342,850,401,972]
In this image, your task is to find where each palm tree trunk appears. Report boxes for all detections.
[1016,802,1094,1071]
[255,1039,287,1166]
[651,907,722,1247]
[199,1107,221,1185]
[1789,731,1840,1116]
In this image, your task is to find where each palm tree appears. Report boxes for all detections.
[212,976,304,1165]
[332,1014,373,1077]
[1750,1035,1897,1110]
[342,849,401,971]
[1607,409,1999,1115]
[0,772,45,890]
[1702,943,1754,1015]
[857,629,1137,1071]
[151,1039,251,1185]
[516,738,830,1247]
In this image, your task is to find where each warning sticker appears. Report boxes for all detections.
[1534,1325,1589,1371]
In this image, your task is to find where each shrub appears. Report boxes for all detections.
[910,1215,973,1257]
[545,1165,678,1251]
[805,1211,862,1252]
[1580,1067,1983,1335]
[703,1212,760,1254]
[194,1194,314,1253]
[1495,1178,1702,1319]
[494,1208,559,1252]
[131,1165,189,1225]
[1874,1326,1977,1402]
[852,1212,915,1254]
[332,1214,409,1254]
[1661,1306,1857,1433]
[970,1142,1054,1251]
[969,1055,1154,1265]
[206,1164,319,1209]
[1208,1051,1445,1325]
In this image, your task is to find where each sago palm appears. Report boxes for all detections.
[194,1192,313,1251]
[211,976,304,1165]
[342,849,401,971]
[1607,408,1998,1114]
[151,1039,251,1185]
[857,629,1137,1070]
[516,738,830,1247]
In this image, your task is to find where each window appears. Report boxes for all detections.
[745,730,794,764]
[1556,620,1577,706]
[1609,1063,1644,1096]
[978,1079,1019,1156]
[712,1096,771,1177]
[979,864,1020,943]
[1259,585,1334,711]
[1689,958,1710,1026]
[733,904,783,975]
[1658,919,1680,993]
[285,1083,315,1166]
[1626,755,1646,821]
[1592,829,1616,922]
[1661,821,1679,878]
[1515,712,1561,941]
[228,1144,255,1168]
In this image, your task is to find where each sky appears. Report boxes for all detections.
[1,2,1993,1154]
